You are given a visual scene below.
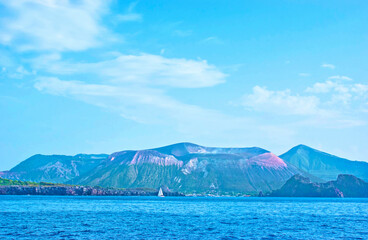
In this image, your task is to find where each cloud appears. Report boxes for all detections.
[34,76,198,124]
[241,78,368,128]
[34,77,261,138]
[7,65,35,79]
[173,30,192,37]
[31,51,233,134]
[35,77,118,97]
[299,73,310,77]
[328,75,352,81]
[306,80,341,93]
[200,36,223,44]
[351,84,368,96]
[0,0,108,51]
[116,2,142,22]
[32,57,294,143]
[306,80,365,95]
[32,53,227,88]
[241,86,324,116]
[321,63,336,69]
[306,79,368,105]
[117,13,142,22]
[33,77,302,147]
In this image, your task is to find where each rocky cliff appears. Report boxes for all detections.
[0,177,183,196]
[269,174,368,198]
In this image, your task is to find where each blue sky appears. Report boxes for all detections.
[0,0,368,170]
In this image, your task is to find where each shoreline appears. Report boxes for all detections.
[0,185,184,197]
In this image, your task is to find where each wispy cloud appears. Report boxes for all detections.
[31,51,232,133]
[34,76,219,124]
[299,73,310,77]
[8,65,35,79]
[116,2,142,22]
[321,63,336,69]
[173,30,192,37]
[328,75,352,81]
[31,52,291,142]
[200,36,223,44]
[117,13,142,22]
[34,76,269,140]
[32,53,226,88]
[0,0,108,52]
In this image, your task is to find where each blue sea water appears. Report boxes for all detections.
[0,196,368,239]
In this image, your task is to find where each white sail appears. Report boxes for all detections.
[158,187,164,197]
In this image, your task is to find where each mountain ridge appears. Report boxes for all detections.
[279,144,368,181]
[0,154,108,183]
[68,143,299,193]
[2,142,367,194]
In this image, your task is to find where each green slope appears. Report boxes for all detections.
[0,177,36,186]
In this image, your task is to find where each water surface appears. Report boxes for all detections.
[1,196,367,239]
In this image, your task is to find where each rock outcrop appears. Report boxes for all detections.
[269,174,368,198]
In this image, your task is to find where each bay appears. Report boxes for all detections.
[1,196,367,239]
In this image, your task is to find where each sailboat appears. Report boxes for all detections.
[158,187,164,197]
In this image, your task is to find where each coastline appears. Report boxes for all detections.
[0,185,184,196]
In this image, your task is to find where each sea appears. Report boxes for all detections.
[1,196,367,239]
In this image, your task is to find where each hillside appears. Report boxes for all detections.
[0,177,39,186]
[0,154,108,183]
[280,145,368,181]
[3,143,368,195]
[70,143,302,194]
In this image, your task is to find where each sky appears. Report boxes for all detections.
[0,0,368,170]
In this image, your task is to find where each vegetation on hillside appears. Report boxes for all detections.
[0,177,60,186]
